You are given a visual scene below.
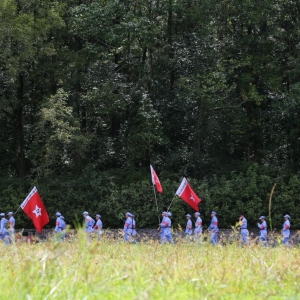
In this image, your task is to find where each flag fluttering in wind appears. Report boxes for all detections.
[150,165,163,193]
[176,177,201,211]
[20,186,49,233]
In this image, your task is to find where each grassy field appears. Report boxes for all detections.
[0,231,299,300]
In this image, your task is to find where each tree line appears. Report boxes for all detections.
[1,0,300,230]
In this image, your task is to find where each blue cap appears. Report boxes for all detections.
[186,214,191,218]
[284,214,290,219]
[60,216,64,220]
[167,212,172,217]
[162,211,168,215]
[259,216,265,220]
[194,212,200,216]
[95,214,101,218]
[83,211,89,215]
[56,212,61,216]
[211,211,217,215]
[7,212,13,215]
[0,213,5,217]
[126,212,132,216]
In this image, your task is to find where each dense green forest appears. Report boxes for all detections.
[1,0,300,230]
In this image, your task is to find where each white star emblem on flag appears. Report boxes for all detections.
[33,205,42,218]
[190,194,195,202]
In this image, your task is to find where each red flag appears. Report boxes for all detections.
[20,187,49,233]
[150,165,163,193]
[176,177,201,211]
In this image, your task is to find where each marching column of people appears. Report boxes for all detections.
[0,207,294,247]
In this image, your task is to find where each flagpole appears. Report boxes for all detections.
[167,193,177,212]
[14,206,21,216]
[152,185,160,224]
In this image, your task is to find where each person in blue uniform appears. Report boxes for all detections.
[239,213,250,246]
[7,212,15,231]
[257,216,268,246]
[83,211,95,233]
[54,212,62,232]
[124,212,133,241]
[159,211,172,243]
[185,214,193,236]
[0,213,9,245]
[158,212,166,242]
[7,212,15,243]
[131,214,137,241]
[54,212,64,241]
[208,211,219,246]
[59,216,66,241]
[194,212,202,234]
[282,214,291,248]
[94,214,103,241]
[194,212,202,243]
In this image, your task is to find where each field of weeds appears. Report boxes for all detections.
[0,231,299,300]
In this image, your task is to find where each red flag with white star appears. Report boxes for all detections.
[20,186,49,233]
[176,178,201,211]
[150,165,163,193]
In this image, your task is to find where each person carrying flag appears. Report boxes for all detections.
[7,212,15,243]
[185,214,193,237]
[20,186,49,233]
[159,211,172,243]
[208,211,219,246]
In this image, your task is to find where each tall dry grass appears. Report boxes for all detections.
[0,230,299,299]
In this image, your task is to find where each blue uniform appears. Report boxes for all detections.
[54,217,63,232]
[60,217,66,230]
[124,216,133,241]
[85,215,95,233]
[194,216,203,235]
[60,216,66,241]
[185,219,193,235]
[94,218,103,241]
[282,219,290,247]
[54,215,66,241]
[132,219,137,236]
[258,220,268,246]
[159,216,167,241]
[208,216,219,246]
[160,216,172,243]
[240,217,249,246]
[8,216,15,232]
[0,217,9,244]
[94,219,102,230]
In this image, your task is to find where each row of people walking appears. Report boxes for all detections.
[184,212,291,247]
[0,210,291,247]
[32,210,296,247]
